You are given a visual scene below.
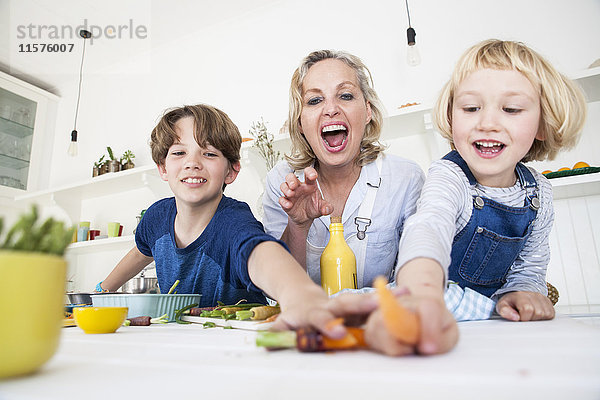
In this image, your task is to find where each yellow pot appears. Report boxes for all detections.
[0,251,66,378]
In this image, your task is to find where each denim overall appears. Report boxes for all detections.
[444,151,540,298]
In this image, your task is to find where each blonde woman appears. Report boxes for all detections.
[263,49,424,289]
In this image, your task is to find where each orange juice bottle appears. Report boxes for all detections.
[320,216,357,295]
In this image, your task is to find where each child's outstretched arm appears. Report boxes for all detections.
[97,247,154,292]
[364,258,458,356]
[247,241,359,339]
[496,291,555,321]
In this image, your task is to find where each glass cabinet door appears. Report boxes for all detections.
[0,87,37,190]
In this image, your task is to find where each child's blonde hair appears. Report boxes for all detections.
[434,39,587,162]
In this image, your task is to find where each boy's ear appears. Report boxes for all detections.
[157,163,168,181]
[224,161,241,185]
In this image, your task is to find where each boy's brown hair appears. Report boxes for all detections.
[434,39,587,162]
[150,104,242,168]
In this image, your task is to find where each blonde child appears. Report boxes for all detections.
[346,39,587,356]
[395,39,586,324]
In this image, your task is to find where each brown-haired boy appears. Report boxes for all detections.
[97,104,349,335]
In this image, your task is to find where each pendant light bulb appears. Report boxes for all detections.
[68,129,78,157]
[406,27,421,66]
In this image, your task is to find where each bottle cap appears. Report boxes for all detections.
[330,216,342,224]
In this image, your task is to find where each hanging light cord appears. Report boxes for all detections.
[405,0,412,27]
[73,38,87,131]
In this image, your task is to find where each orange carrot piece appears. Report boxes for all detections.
[321,331,359,349]
[325,317,344,331]
[345,327,367,348]
[373,276,420,345]
[258,313,279,324]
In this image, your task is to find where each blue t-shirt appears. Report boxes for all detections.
[135,196,284,307]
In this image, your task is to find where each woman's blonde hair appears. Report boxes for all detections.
[434,39,587,162]
[286,50,386,170]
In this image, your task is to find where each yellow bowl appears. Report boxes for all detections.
[0,251,66,378]
[73,307,128,334]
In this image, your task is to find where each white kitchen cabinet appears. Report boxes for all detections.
[0,70,58,197]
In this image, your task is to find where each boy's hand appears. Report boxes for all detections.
[278,167,333,227]
[363,290,458,356]
[270,292,369,339]
[496,291,555,321]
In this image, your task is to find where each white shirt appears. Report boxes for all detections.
[397,159,553,300]
[262,154,425,287]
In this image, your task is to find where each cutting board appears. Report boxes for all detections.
[181,315,274,331]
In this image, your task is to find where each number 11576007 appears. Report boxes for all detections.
[18,43,74,52]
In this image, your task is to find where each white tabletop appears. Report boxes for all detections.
[1,314,599,400]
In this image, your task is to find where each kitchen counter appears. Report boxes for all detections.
[1,314,599,400]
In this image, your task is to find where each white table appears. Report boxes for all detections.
[1,315,599,400]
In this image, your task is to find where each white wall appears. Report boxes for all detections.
[45,0,600,202]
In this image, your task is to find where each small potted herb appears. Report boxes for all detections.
[92,155,106,177]
[120,150,135,171]
[250,118,281,171]
[0,206,74,378]
[106,146,121,173]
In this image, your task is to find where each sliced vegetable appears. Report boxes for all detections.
[236,306,280,321]
[150,314,169,324]
[373,276,419,345]
[256,327,367,352]
[249,306,280,320]
[174,303,198,324]
[127,316,151,326]
[256,331,297,349]
[203,322,216,329]
[235,310,254,320]
[167,280,180,294]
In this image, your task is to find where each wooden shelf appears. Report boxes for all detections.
[550,172,600,200]
[66,235,135,255]
[14,164,170,223]
[572,66,600,103]
[382,103,434,140]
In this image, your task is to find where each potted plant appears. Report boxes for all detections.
[92,155,106,177]
[120,150,135,171]
[249,118,282,171]
[106,146,121,173]
[0,206,74,378]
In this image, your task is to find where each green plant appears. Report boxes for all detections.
[249,118,281,171]
[0,205,74,256]
[120,150,135,164]
[93,155,106,169]
[107,146,116,161]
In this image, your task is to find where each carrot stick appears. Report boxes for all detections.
[345,327,367,348]
[321,332,359,349]
[373,276,419,345]
[324,317,344,331]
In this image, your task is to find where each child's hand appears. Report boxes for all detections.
[496,291,555,321]
[278,167,333,227]
[364,291,458,356]
[271,291,377,339]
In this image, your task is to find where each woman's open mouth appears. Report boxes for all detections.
[473,140,505,158]
[321,123,348,153]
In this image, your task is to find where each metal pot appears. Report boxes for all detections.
[120,276,159,294]
[67,292,93,305]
